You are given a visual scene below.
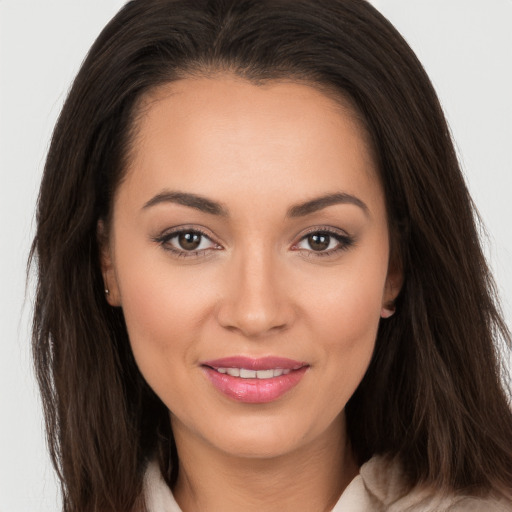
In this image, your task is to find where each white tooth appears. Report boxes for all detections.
[220,367,294,378]
[256,369,274,379]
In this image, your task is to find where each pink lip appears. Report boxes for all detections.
[201,356,309,404]
[202,356,306,371]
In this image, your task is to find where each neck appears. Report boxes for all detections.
[171,414,358,512]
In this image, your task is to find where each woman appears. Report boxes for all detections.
[31,0,512,511]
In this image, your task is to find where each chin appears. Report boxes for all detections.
[198,413,321,460]
[214,434,301,460]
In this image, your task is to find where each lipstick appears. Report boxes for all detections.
[201,356,308,403]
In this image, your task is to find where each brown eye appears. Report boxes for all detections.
[178,232,202,250]
[307,233,330,251]
[155,228,220,257]
[294,229,355,256]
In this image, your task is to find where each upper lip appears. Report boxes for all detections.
[201,356,308,371]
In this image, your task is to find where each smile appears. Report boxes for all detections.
[214,368,292,379]
[201,357,309,403]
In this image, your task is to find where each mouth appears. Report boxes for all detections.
[211,367,294,379]
[200,356,309,403]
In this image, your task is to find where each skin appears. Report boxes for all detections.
[101,75,401,512]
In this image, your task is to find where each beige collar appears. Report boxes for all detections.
[143,455,511,512]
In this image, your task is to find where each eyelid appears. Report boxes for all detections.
[152,225,223,258]
[291,226,355,257]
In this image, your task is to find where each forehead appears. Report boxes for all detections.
[132,75,372,160]
[119,75,382,218]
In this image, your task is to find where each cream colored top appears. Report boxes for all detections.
[143,456,512,511]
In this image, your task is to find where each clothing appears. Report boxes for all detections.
[143,455,512,511]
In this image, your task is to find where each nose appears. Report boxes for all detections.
[216,246,296,339]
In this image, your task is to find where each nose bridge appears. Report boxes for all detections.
[217,239,293,337]
[239,241,276,301]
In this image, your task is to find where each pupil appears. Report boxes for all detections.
[308,233,330,251]
[179,232,201,250]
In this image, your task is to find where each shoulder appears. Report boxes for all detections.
[359,455,512,512]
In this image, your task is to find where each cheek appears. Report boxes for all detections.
[303,251,387,342]
[312,282,381,380]
[112,235,218,393]
[299,248,388,395]
[121,268,209,343]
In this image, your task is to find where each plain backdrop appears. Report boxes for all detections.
[1,1,511,510]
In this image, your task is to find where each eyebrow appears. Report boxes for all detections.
[143,191,229,216]
[142,190,368,217]
[286,192,369,217]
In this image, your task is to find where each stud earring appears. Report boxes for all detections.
[105,288,110,295]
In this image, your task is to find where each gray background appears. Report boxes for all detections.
[1,1,511,510]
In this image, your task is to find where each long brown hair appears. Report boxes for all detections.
[31,0,512,510]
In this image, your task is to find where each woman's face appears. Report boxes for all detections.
[102,75,399,459]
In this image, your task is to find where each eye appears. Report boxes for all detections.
[173,231,209,251]
[294,229,354,256]
[154,228,221,257]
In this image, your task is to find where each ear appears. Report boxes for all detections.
[381,257,403,319]
[97,220,121,307]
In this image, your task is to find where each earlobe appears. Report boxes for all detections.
[381,260,403,319]
[380,303,396,319]
[97,220,121,307]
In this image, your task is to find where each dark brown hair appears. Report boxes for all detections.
[31,0,512,510]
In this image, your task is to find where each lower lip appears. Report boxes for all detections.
[202,366,308,403]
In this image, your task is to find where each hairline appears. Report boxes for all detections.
[107,67,380,228]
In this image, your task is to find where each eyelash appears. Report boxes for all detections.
[153,226,355,259]
[152,227,219,259]
[292,228,355,258]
